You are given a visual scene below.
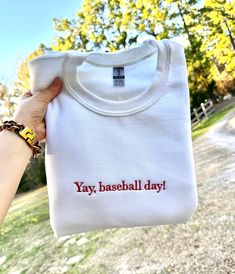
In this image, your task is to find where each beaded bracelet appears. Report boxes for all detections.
[0,120,42,158]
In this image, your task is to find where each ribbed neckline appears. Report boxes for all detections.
[62,38,171,116]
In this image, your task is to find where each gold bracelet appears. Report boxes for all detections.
[0,120,42,158]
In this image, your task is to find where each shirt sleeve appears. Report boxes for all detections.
[27,54,65,95]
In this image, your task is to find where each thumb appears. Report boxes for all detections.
[37,77,62,103]
[21,90,33,100]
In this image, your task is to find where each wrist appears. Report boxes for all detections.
[0,120,42,158]
[1,129,33,156]
[12,117,38,142]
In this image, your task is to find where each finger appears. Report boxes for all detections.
[36,77,62,103]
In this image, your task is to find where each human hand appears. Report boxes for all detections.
[12,77,63,143]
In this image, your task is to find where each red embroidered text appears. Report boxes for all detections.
[73,180,166,196]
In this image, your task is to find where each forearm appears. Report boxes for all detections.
[0,129,32,224]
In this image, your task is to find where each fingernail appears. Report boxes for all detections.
[53,77,61,85]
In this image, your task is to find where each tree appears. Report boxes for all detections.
[200,0,235,95]
[0,82,17,122]
[50,0,171,52]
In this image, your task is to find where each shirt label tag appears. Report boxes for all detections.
[113,66,125,87]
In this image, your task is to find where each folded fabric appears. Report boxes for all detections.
[27,38,198,238]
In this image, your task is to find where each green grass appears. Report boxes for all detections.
[192,104,235,140]
[0,186,115,274]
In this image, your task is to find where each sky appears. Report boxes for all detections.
[0,0,191,91]
[0,0,82,88]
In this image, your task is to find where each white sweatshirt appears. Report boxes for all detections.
[28,38,198,238]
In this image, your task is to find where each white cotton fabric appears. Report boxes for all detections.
[27,38,198,238]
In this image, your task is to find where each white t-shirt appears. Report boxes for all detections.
[28,38,198,238]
